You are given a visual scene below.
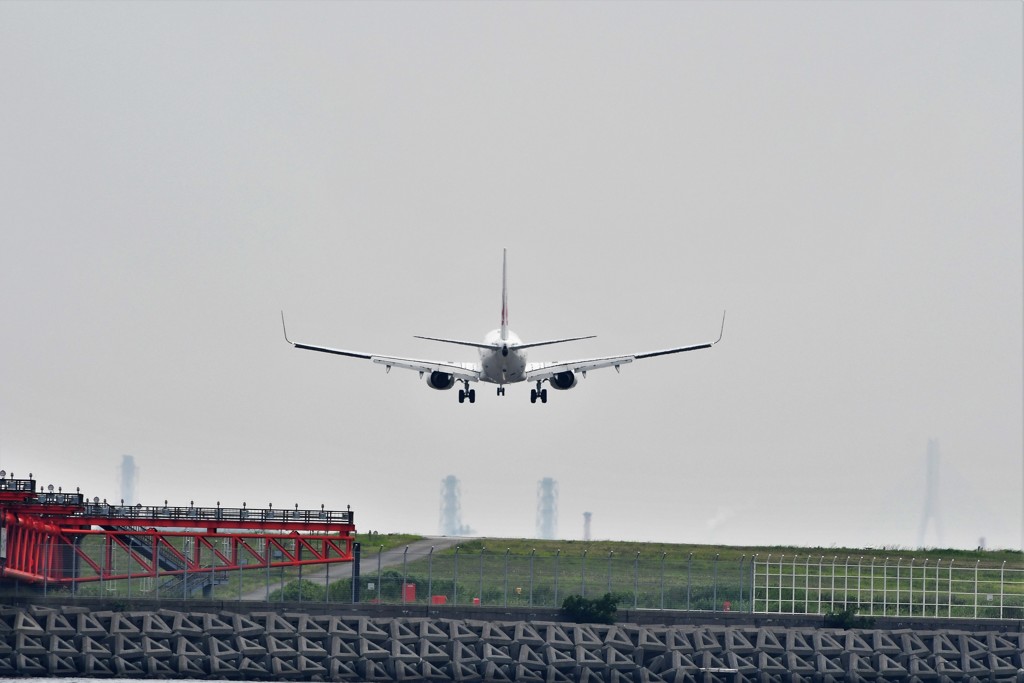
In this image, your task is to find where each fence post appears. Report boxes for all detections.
[920,558,929,616]
[503,548,510,608]
[791,555,798,614]
[741,557,749,614]
[529,549,535,607]
[830,556,837,612]
[973,560,980,618]
[778,555,784,613]
[660,552,666,610]
[633,552,640,609]
[817,556,824,614]
[581,550,587,598]
[554,549,560,607]
[933,559,940,617]
[607,551,613,594]
[897,557,905,618]
[401,546,408,605]
[909,558,916,616]
[882,558,888,615]
[713,554,720,612]
[804,555,810,614]
[856,557,863,610]
[1000,560,1006,618]
[479,547,485,606]
[686,553,693,611]
[751,553,759,613]
[453,546,460,607]
[869,557,875,616]
[377,545,383,604]
[842,556,849,610]
[947,559,954,618]
[427,546,434,606]
[765,554,772,612]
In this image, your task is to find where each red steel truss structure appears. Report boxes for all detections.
[0,475,355,589]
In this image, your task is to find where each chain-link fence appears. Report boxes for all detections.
[337,547,755,612]
[8,544,1021,621]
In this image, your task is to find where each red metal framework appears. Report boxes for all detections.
[0,476,356,589]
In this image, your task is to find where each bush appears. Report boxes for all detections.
[561,593,619,624]
[823,606,875,629]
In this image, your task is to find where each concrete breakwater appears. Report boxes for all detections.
[1,604,1023,682]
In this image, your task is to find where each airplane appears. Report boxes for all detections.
[281,249,725,404]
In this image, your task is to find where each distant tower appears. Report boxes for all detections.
[439,475,465,536]
[917,439,942,547]
[120,455,138,506]
[536,478,558,539]
[583,511,592,541]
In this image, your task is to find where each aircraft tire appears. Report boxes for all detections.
[458,390,466,403]
[540,389,548,404]
[530,389,537,404]
[469,389,476,403]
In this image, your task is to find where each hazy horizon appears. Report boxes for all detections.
[1,1,1020,551]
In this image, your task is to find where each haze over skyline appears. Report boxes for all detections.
[1,2,1020,550]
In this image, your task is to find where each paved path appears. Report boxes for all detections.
[240,536,463,601]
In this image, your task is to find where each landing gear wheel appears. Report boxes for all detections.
[540,389,548,404]
[530,389,538,404]
[468,389,476,403]
[458,389,466,404]
[497,386,505,397]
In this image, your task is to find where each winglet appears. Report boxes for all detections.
[280,311,294,345]
[714,310,726,345]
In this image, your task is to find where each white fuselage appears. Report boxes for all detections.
[478,328,527,385]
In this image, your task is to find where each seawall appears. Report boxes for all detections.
[1,600,1022,681]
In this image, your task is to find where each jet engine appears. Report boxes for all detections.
[549,370,578,390]
[426,371,456,390]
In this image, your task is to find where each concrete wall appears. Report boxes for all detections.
[1,600,1022,681]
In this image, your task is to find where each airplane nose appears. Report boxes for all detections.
[502,345,508,357]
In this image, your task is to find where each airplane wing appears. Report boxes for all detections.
[281,313,481,383]
[525,355,635,380]
[524,312,726,383]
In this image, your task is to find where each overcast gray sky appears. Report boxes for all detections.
[1,1,1020,551]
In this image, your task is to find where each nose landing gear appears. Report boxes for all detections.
[497,386,506,396]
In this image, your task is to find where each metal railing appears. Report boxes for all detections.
[752,555,1024,619]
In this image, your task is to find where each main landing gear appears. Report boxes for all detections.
[530,381,548,404]
[458,381,476,404]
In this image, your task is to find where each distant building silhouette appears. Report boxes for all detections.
[439,475,473,535]
[120,455,137,506]
[536,477,558,539]
[917,439,942,547]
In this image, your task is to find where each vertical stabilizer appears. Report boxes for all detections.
[500,248,509,341]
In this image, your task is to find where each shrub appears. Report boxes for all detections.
[823,606,875,629]
[561,593,619,624]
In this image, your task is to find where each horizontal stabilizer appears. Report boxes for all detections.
[413,335,496,350]
[515,335,596,350]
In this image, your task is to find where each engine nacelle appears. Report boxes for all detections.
[426,371,456,391]
[549,370,578,390]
